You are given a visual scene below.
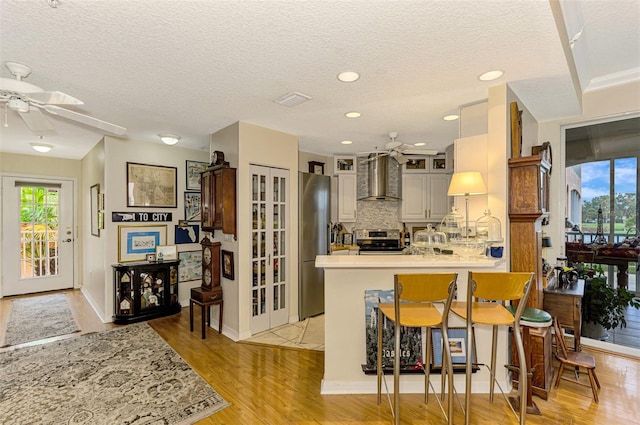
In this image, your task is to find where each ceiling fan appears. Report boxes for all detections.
[359,132,439,165]
[0,61,126,135]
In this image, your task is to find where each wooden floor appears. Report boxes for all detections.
[2,290,640,424]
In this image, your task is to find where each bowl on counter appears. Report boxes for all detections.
[449,239,486,259]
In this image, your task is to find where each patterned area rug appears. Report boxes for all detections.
[0,323,230,424]
[1,293,80,347]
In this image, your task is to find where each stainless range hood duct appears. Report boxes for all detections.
[359,153,400,201]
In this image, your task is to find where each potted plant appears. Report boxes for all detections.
[581,264,640,339]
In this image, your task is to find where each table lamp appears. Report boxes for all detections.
[447,171,487,240]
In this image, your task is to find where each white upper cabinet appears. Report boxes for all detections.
[337,174,357,222]
[400,156,451,221]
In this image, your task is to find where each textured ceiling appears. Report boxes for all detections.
[0,0,638,160]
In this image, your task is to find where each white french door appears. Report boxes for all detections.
[250,165,289,334]
[1,176,75,296]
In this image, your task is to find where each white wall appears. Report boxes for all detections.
[538,80,640,265]
[100,137,209,321]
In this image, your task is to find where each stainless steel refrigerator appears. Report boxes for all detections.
[299,172,331,319]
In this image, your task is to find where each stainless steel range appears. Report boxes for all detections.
[355,228,404,255]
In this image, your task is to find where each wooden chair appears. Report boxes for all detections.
[552,317,601,402]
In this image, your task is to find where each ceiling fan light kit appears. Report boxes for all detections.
[1,61,127,136]
[159,133,181,145]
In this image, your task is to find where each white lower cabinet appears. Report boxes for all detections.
[337,174,357,222]
[401,173,451,221]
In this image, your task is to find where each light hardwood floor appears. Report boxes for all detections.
[1,290,639,424]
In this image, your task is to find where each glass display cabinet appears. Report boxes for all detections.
[112,260,181,324]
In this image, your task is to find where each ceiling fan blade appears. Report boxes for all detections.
[43,105,126,135]
[18,107,55,131]
[405,148,439,155]
[27,91,83,105]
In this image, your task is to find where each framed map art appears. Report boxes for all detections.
[126,162,177,208]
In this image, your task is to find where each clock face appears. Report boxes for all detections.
[204,268,212,285]
[203,247,212,265]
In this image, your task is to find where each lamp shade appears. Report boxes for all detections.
[447,171,487,196]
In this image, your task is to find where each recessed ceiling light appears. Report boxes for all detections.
[443,114,460,121]
[345,111,361,118]
[337,71,360,82]
[478,70,504,81]
[159,133,180,145]
[414,142,426,146]
[341,140,353,145]
[31,143,53,153]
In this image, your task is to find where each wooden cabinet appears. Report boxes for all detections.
[400,172,451,221]
[337,174,357,222]
[510,325,553,400]
[112,260,181,324]
[543,280,584,351]
[201,165,237,238]
[509,154,551,309]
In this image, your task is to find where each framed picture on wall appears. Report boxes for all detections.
[90,183,100,237]
[184,191,201,222]
[118,224,167,262]
[126,162,177,208]
[222,250,234,280]
[186,160,208,190]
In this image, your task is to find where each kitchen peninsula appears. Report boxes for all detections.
[316,254,507,395]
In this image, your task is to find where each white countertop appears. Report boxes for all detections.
[316,254,503,269]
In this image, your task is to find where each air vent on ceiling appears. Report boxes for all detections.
[274,91,311,107]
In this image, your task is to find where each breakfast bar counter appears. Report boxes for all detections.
[315,254,507,394]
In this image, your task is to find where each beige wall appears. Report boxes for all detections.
[97,137,208,321]
[80,139,107,317]
[234,122,299,340]
[0,153,82,297]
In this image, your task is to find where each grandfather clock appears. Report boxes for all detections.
[508,153,551,309]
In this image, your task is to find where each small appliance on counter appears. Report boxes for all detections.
[355,228,404,255]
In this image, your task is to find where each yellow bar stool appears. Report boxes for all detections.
[376,273,458,425]
[450,271,534,425]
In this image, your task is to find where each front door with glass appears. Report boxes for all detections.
[1,176,75,296]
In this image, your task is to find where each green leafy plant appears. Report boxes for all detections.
[581,265,640,330]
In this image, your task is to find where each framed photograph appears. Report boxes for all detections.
[118,224,167,262]
[186,160,208,190]
[431,327,477,369]
[90,183,100,237]
[178,250,202,282]
[126,162,177,208]
[222,249,234,280]
[333,156,356,174]
[155,244,178,261]
[175,223,200,244]
[184,191,201,222]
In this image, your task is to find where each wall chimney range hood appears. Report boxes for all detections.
[359,153,400,201]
